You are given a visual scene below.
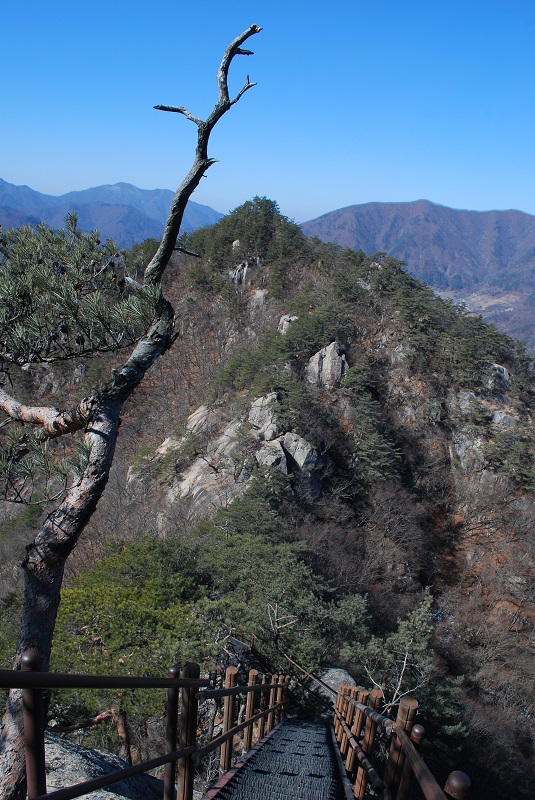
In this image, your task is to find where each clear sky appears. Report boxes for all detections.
[2,1,534,222]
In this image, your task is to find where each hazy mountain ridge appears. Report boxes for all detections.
[302,200,535,348]
[0,179,223,248]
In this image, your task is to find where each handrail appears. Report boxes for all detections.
[392,726,449,800]
[333,684,471,800]
[339,690,394,733]
[1,651,289,800]
[195,701,285,759]
[199,681,280,700]
[334,707,391,800]
[28,746,198,800]
[0,670,208,691]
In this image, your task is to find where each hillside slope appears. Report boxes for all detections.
[92,200,534,797]
[302,200,535,348]
[1,199,533,799]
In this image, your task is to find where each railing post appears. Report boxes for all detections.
[256,673,269,742]
[243,669,258,752]
[340,686,357,759]
[354,688,382,799]
[219,666,238,773]
[275,674,285,726]
[334,688,343,739]
[164,665,181,800]
[396,723,425,800]
[21,649,47,800]
[266,673,278,732]
[384,696,419,797]
[345,688,368,775]
[177,663,200,800]
[444,771,471,799]
[282,674,291,719]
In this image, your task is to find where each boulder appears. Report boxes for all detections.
[282,432,324,499]
[255,439,287,473]
[283,433,322,470]
[44,733,162,800]
[305,341,347,389]
[314,668,356,705]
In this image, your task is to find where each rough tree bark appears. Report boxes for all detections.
[0,24,261,800]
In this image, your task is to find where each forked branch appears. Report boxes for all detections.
[146,23,261,285]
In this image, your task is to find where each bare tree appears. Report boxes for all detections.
[0,24,261,799]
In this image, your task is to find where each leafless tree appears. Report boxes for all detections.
[0,24,261,799]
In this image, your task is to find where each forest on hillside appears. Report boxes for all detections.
[0,198,534,799]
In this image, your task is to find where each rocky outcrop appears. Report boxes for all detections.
[44,733,162,800]
[282,432,324,499]
[132,393,326,523]
[255,439,287,472]
[229,258,261,286]
[305,342,347,389]
[248,393,282,441]
[168,417,250,514]
[278,315,298,334]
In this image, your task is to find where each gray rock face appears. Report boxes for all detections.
[305,341,347,389]
[169,418,250,514]
[44,733,162,800]
[491,409,517,427]
[248,393,282,441]
[283,432,324,499]
[278,314,298,334]
[283,433,322,471]
[229,258,260,286]
[487,363,511,393]
[255,439,288,472]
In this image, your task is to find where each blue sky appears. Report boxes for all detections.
[2,1,535,222]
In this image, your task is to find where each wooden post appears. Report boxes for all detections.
[243,669,258,752]
[266,674,278,732]
[334,689,343,739]
[444,771,471,799]
[354,688,382,799]
[384,696,419,796]
[345,689,368,774]
[164,665,181,800]
[275,674,286,725]
[177,663,200,800]
[282,674,291,720]
[396,723,425,800]
[219,666,238,773]
[256,673,270,742]
[21,650,47,800]
[340,687,357,758]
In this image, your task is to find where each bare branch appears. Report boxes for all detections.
[0,389,93,439]
[215,24,262,110]
[230,76,257,107]
[144,24,261,287]
[153,105,203,126]
[174,245,202,258]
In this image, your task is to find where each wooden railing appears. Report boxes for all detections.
[0,651,289,800]
[333,685,471,800]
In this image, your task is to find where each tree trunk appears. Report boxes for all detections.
[0,25,261,800]
[0,402,120,799]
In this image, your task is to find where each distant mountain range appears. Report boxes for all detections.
[2,183,534,349]
[302,200,535,350]
[0,179,223,249]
